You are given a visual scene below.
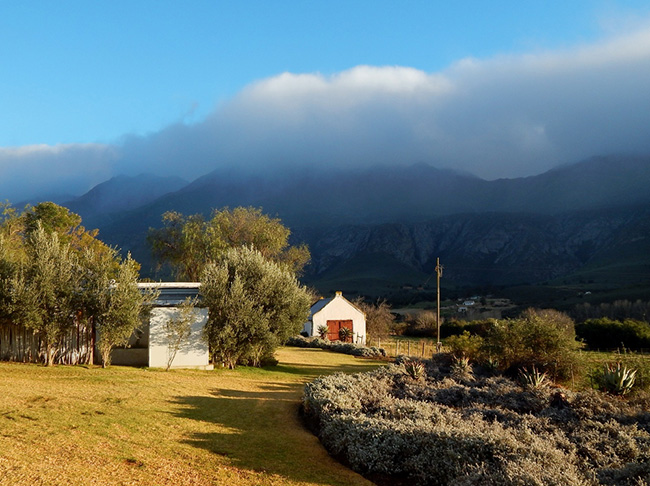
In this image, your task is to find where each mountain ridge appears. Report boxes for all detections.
[55,155,650,299]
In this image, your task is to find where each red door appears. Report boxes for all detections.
[326,320,353,341]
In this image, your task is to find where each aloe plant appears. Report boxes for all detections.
[519,366,549,389]
[602,362,637,396]
[338,327,353,342]
[317,325,329,340]
[451,355,473,380]
[403,359,425,380]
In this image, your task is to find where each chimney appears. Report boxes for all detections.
[335,291,342,297]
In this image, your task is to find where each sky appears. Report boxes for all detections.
[2,1,650,201]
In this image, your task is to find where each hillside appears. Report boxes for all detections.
[61,155,650,302]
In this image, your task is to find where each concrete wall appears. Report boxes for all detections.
[148,307,211,369]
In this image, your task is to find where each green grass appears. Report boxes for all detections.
[575,349,650,392]
[0,347,384,486]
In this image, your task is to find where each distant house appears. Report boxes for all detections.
[463,300,476,306]
[110,283,213,370]
[302,291,366,344]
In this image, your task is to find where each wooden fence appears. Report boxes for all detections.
[366,337,443,359]
[0,321,94,365]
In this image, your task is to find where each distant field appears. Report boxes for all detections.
[0,348,384,486]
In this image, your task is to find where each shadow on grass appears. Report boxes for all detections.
[171,386,360,485]
[169,350,383,485]
[270,361,384,378]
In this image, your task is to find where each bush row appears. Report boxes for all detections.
[303,358,650,485]
[576,318,650,351]
[286,335,386,358]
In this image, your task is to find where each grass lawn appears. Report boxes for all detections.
[0,347,385,486]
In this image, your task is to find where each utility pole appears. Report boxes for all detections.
[435,257,443,353]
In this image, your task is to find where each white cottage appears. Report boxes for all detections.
[303,291,366,345]
[110,283,213,370]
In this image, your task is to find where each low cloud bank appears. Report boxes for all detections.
[3,25,650,202]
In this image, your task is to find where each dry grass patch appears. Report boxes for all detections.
[0,347,383,486]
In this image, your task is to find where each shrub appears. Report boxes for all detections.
[317,325,329,340]
[445,331,484,361]
[450,355,473,381]
[303,356,650,485]
[286,335,386,358]
[201,246,311,368]
[483,308,581,380]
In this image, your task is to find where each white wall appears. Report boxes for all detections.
[147,307,212,369]
[308,294,367,344]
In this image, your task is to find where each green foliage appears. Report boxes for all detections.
[441,318,494,338]
[338,327,353,343]
[483,308,581,380]
[164,297,197,371]
[285,335,386,358]
[148,206,310,281]
[445,331,484,361]
[576,318,650,351]
[94,254,148,368]
[22,201,82,237]
[450,355,473,381]
[9,225,78,366]
[201,246,311,368]
[0,202,146,366]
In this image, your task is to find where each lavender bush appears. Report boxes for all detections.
[303,355,650,485]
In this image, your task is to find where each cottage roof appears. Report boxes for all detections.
[138,282,201,306]
[307,291,364,320]
[308,297,335,318]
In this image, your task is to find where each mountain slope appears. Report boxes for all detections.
[61,155,650,299]
[64,173,188,228]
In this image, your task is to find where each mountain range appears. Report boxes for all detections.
[57,154,650,303]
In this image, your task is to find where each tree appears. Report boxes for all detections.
[164,297,197,371]
[0,202,148,367]
[10,224,78,366]
[93,254,150,368]
[354,298,395,339]
[148,207,310,281]
[200,246,311,368]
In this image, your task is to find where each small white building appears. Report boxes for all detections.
[302,291,366,344]
[110,283,213,370]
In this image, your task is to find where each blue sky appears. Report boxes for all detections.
[2,0,644,146]
[2,1,650,200]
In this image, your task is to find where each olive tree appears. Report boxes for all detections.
[10,224,78,366]
[1,202,149,367]
[90,253,150,368]
[200,246,311,368]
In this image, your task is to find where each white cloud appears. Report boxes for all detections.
[0,144,118,202]
[2,23,650,201]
